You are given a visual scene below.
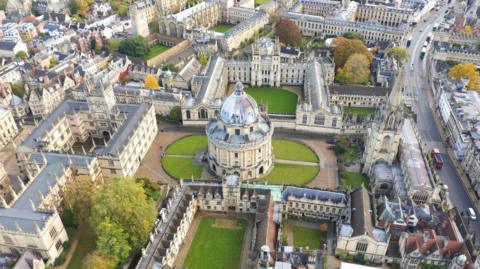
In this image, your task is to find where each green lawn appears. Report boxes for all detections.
[255,0,272,5]
[66,227,96,269]
[213,24,235,33]
[244,87,298,114]
[259,163,319,186]
[339,171,368,189]
[273,139,318,163]
[343,107,376,115]
[293,226,326,249]
[143,44,170,60]
[184,217,246,269]
[162,157,204,180]
[165,135,208,155]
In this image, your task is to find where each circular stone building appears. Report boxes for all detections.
[205,82,274,181]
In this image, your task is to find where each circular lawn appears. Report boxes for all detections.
[162,135,208,180]
[162,136,319,185]
[244,87,298,115]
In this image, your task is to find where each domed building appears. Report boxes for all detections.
[205,82,274,180]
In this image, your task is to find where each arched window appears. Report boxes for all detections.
[380,135,391,153]
[259,166,264,175]
[199,109,208,119]
[186,110,191,119]
[302,114,308,124]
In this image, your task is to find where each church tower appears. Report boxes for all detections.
[84,70,119,139]
[362,72,405,174]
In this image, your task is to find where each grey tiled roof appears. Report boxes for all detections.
[282,186,347,204]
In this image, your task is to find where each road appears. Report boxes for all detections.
[404,2,480,240]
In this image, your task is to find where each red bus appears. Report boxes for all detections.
[431,148,444,169]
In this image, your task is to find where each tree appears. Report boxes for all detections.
[70,0,89,19]
[89,179,156,251]
[168,106,182,123]
[331,36,372,68]
[96,219,131,264]
[10,83,25,97]
[107,39,120,54]
[83,252,116,269]
[386,47,409,66]
[448,63,480,91]
[199,54,208,66]
[275,18,303,47]
[336,53,371,85]
[144,74,160,90]
[63,177,98,225]
[342,32,364,41]
[148,22,159,34]
[49,56,58,67]
[118,36,150,58]
[15,51,28,60]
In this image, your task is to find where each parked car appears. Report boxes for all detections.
[326,144,335,150]
[468,208,477,220]
[326,139,336,144]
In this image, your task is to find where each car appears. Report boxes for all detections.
[326,144,335,150]
[468,208,477,220]
[326,139,336,144]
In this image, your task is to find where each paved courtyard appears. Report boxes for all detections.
[136,123,338,189]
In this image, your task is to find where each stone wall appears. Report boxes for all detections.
[146,39,191,67]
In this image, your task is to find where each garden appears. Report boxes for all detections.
[244,87,298,115]
[183,217,246,269]
[161,136,320,185]
[213,23,235,33]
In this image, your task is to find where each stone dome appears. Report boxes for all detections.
[220,82,259,125]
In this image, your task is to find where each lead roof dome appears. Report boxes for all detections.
[220,82,259,125]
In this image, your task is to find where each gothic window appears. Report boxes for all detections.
[380,135,391,153]
[259,166,264,174]
[186,110,191,119]
[314,114,325,125]
[332,118,337,127]
[302,114,308,124]
[212,164,216,172]
[199,109,208,119]
[386,113,395,129]
[355,241,368,252]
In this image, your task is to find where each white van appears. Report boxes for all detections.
[468,208,477,220]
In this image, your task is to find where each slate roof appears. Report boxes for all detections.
[282,186,347,204]
[329,85,391,97]
[0,41,16,51]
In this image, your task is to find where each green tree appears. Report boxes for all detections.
[89,179,156,251]
[63,177,97,225]
[386,47,410,66]
[275,18,303,47]
[107,39,120,54]
[162,64,178,72]
[96,219,131,264]
[331,36,372,68]
[10,83,25,97]
[118,35,150,58]
[342,32,364,41]
[70,0,89,19]
[15,51,28,60]
[83,252,116,269]
[148,21,160,34]
[169,106,182,123]
[337,53,371,85]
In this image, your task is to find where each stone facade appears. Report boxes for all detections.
[0,106,18,149]
[206,82,274,181]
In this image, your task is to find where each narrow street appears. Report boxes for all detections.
[404,2,480,240]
